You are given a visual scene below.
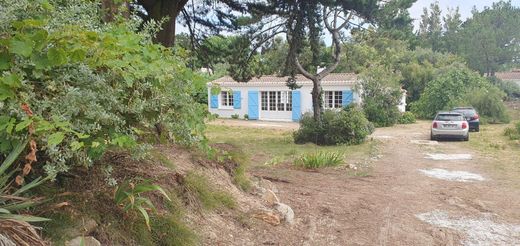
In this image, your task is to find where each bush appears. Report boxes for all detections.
[0,0,206,179]
[411,65,488,119]
[294,151,343,168]
[358,64,402,127]
[504,122,520,140]
[293,106,373,145]
[231,114,239,119]
[397,112,416,124]
[458,87,510,124]
[243,114,249,120]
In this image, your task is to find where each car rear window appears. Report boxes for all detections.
[435,114,463,121]
[453,109,476,116]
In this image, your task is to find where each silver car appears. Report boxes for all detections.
[430,112,469,141]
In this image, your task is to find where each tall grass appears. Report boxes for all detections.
[294,151,344,169]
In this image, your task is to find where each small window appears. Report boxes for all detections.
[323,91,342,109]
[221,91,233,107]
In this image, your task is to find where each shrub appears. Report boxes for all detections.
[0,0,206,179]
[294,151,343,168]
[231,114,239,119]
[358,64,402,127]
[397,112,416,124]
[293,106,373,145]
[504,122,520,140]
[411,65,488,119]
[243,114,249,120]
[458,87,510,124]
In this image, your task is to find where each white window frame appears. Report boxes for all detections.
[323,91,343,109]
[261,91,292,111]
[220,91,234,109]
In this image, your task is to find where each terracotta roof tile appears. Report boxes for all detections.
[495,71,520,80]
[211,73,358,85]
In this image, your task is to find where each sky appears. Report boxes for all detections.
[409,0,520,30]
[175,1,520,40]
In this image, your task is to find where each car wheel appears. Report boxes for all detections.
[430,132,436,141]
[464,134,469,141]
[475,126,480,132]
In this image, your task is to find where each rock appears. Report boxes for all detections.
[252,210,281,226]
[66,236,101,246]
[263,189,280,206]
[80,218,98,235]
[275,202,295,224]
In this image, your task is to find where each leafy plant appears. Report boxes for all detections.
[0,139,49,223]
[114,181,171,230]
[243,114,249,120]
[231,114,239,119]
[358,64,402,127]
[294,151,344,169]
[0,0,207,180]
[398,112,416,124]
[294,106,373,145]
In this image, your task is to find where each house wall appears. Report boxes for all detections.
[208,83,359,122]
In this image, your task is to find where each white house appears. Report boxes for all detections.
[207,73,361,122]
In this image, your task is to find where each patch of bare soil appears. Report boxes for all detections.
[208,119,299,130]
[235,121,520,245]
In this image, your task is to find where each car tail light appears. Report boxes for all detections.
[471,114,479,120]
[462,122,468,129]
[433,122,438,128]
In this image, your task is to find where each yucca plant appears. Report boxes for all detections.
[0,139,49,222]
[295,151,344,169]
[114,181,171,230]
[0,139,49,246]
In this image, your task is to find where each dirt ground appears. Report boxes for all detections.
[209,120,520,245]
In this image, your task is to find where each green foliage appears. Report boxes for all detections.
[183,172,236,210]
[503,125,520,140]
[294,106,374,146]
[458,87,510,124]
[488,76,520,99]
[231,114,239,119]
[358,65,402,127]
[397,112,416,124]
[411,65,489,119]
[243,114,249,120]
[294,151,343,169]
[0,0,206,179]
[0,139,49,222]
[114,181,171,230]
[456,1,520,75]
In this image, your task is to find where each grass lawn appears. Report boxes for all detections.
[458,106,520,186]
[205,124,378,169]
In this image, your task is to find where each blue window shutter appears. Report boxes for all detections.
[342,90,353,106]
[233,91,241,109]
[210,94,218,108]
[248,91,259,120]
[292,91,301,122]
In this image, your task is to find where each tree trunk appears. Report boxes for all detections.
[311,79,323,124]
[139,0,189,47]
[101,0,129,22]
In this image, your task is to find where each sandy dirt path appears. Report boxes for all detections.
[237,121,520,246]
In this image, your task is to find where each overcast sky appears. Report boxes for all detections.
[409,0,520,30]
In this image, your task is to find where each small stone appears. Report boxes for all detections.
[263,189,280,205]
[66,236,101,246]
[275,202,295,224]
[81,218,98,234]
